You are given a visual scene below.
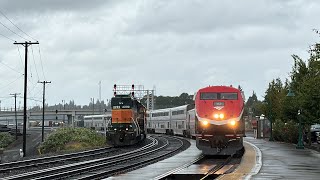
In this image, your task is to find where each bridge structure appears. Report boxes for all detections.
[0,109,109,128]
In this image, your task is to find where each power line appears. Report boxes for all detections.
[0,32,15,41]
[38,45,46,80]
[31,45,40,80]
[17,96,42,102]
[0,19,28,41]
[0,96,11,100]
[0,60,23,74]
[0,74,24,93]
[17,45,24,71]
[0,9,37,41]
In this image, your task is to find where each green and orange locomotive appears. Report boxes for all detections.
[106,94,147,146]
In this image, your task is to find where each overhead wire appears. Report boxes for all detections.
[0,10,47,110]
[31,45,40,80]
[0,74,24,93]
[0,96,11,100]
[0,60,23,75]
[0,9,37,41]
[0,20,29,41]
[16,45,24,71]
[17,95,42,103]
[0,32,15,41]
[38,45,46,80]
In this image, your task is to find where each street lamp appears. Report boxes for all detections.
[286,89,304,149]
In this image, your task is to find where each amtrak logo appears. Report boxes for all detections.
[214,106,224,110]
[213,102,224,110]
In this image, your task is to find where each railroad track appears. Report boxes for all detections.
[2,135,187,180]
[199,156,233,180]
[0,146,117,175]
[158,155,238,180]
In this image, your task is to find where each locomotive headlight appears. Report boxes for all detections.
[125,128,129,131]
[229,120,236,126]
[214,114,219,119]
[219,114,224,119]
[202,120,208,126]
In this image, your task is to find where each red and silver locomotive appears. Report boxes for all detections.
[195,85,245,155]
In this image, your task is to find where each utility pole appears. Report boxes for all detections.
[93,97,94,115]
[91,97,94,129]
[14,41,39,157]
[38,81,51,142]
[99,81,101,114]
[62,100,65,126]
[10,93,21,140]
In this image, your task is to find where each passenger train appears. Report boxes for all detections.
[82,114,111,131]
[147,85,245,156]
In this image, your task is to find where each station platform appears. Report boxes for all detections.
[244,136,320,179]
[105,139,203,180]
[106,135,320,180]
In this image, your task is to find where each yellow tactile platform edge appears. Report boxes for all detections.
[217,141,258,180]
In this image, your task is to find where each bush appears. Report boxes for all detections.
[0,132,14,148]
[273,119,298,143]
[39,128,106,154]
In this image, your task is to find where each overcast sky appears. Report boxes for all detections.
[0,0,319,108]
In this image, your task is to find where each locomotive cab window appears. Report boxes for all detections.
[111,96,133,109]
[200,92,217,100]
[220,93,238,100]
[200,92,238,100]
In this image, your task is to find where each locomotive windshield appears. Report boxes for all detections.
[200,92,238,100]
[111,96,133,109]
[200,92,218,100]
[220,93,238,100]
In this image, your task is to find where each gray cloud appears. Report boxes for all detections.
[0,0,319,108]
[0,0,118,14]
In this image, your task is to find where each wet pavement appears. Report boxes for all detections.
[245,136,320,179]
[105,138,203,180]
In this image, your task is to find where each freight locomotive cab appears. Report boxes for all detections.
[195,86,245,156]
[107,94,146,146]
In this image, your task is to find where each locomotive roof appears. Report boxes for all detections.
[113,94,132,98]
[198,85,240,92]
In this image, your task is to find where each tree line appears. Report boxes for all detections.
[245,30,320,144]
[141,92,194,109]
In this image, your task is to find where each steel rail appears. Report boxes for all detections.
[76,136,185,180]
[0,146,115,173]
[2,136,158,180]
[200,156,233,180]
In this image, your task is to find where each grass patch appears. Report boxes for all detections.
[39,128,106,154]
